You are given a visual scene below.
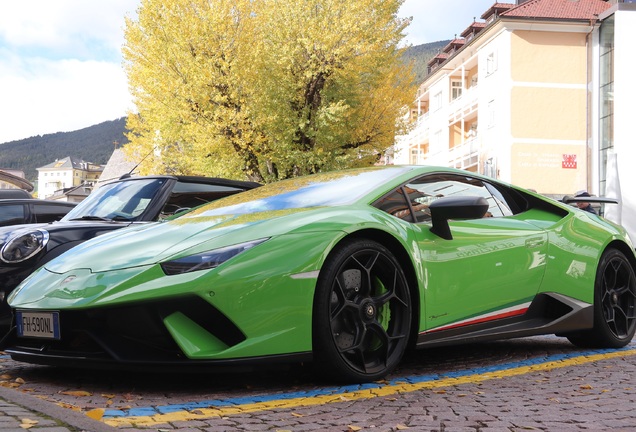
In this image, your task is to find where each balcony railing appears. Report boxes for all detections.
[449,137,479,170]
[448,84,479,123]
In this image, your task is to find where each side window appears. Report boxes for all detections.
[484,183,514,217]
[32,204,73,223]
[374,188,411,221]
[161,183,246,218]
[375,174,517,223]
[0,204,26,226]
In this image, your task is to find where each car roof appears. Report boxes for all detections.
[0,189,32,199]
[112,174,261,189]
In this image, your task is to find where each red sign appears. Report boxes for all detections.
[562,154,577,169]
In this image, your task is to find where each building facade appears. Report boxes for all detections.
[36,156,104,201]
[594,1,636,242]
[394,0,636,239]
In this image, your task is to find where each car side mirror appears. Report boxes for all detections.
[429,196,489,240]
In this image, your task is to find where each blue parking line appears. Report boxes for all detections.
[103,345,636,419]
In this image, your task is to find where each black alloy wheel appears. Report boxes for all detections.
[313,239,412,383]
[567,248,636,348]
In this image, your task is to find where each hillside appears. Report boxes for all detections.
[0,41,447,182]
[402,40,449,84]
[0,118,128,182]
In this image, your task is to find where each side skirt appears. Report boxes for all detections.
[416,293,593,348]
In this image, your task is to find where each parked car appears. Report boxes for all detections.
[0,199,76,227]
[0,175,261,330]
[2,166,635,382]
[0,189,33,199]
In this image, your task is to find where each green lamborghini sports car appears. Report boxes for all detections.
[3,166,636,382]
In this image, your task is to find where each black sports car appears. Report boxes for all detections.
[0,175,260,330]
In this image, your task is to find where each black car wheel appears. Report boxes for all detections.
[568,248,636,348]
[313,239,412,383]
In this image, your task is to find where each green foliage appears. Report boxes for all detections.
[0,118,128,182]
[123,0,417,182]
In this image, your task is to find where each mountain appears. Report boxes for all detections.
[0,41,447,183]
[0,118,129,182]
[403,40,450,84]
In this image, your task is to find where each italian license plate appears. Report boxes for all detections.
[16,311,60,339]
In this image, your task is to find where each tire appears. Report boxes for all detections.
[567,248,636,348]
[313,239,412,383]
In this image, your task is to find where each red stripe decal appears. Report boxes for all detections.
[424,307,529,334]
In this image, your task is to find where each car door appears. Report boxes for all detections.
[404,173,549,332]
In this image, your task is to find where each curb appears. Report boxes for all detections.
[0,384,116,431]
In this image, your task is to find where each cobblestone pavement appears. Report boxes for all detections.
[1,336,635,431]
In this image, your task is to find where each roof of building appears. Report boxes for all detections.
[424,0,614,80]
[442,38,466,54]
[48,184,93,200]
[481,3,516,20]
[96,148,139,186]
[37,156,104,172]
[460,21,487,38]
[501,0,612,21]
[427,52,449,67]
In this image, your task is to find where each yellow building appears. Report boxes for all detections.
[395,0,611,197]
[36,156,104,201]
[395,0,636,239]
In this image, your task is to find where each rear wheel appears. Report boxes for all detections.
[313,239,412,383]
[567,248,636,348]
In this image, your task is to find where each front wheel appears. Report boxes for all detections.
[567,248,636,348]
[313,239,412,383]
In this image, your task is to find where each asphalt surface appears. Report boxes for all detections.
[1,335,636,431]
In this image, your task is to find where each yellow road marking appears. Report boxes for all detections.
[103,349,636,427]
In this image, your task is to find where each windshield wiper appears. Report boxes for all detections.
[69,215,109,221]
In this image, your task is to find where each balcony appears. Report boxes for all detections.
[448,84,479,123]
[449,137,479,170]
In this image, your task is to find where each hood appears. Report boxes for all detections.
[44,208,317,274]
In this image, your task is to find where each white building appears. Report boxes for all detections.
[394,0,636,240]
[36,156,104,201]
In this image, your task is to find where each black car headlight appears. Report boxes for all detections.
[1,229,49,263]
[160,238,268,275]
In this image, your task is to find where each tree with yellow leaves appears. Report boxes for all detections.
[123,0,415,182]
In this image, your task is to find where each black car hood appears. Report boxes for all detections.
[0,220,138,247]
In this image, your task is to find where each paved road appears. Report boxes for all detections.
[1,335,635,431]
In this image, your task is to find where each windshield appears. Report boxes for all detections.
[62,178,167,222]
[187,167,410,218]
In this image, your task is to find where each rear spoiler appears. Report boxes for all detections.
[561,196,619,205]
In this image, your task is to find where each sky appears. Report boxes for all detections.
[0,0,495,145]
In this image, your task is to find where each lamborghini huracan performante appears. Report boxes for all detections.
[3,166,635,383]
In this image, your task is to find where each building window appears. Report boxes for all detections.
[451,80,463,100]
[483,158,497,179]
[488,100,496,127]
[410,149,421,165]
[433,130,442,149]
[432,91,442,111]
[486,51,497,75]
[599,16,615,195]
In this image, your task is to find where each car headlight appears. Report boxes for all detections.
[160,238,268,275]
[1,229,50,263]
